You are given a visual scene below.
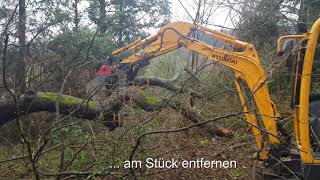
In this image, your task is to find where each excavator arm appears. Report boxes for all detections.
[112,22,281,160]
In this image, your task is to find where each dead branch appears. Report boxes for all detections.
[171,101,233,137]
[133,73,181,92]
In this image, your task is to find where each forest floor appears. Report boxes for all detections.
[0,97,264,179]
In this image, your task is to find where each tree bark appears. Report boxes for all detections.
[0,91,102,126]
[133,74,181,92]
[99,0,107,33]
[299,0,308,23]
[0,72,232,136]
[0,89,231,136]
[73,0,79,32]
[17,0,26,93]
[117,0,124,46]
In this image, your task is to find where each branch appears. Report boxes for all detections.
[134,73,181,92]
[170,101,233,137]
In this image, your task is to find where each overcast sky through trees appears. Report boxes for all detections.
[170,0,233,28]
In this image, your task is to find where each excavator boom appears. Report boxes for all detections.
[109,19,320,179]
[111,21,281,160]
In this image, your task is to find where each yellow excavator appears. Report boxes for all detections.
[104,18,320,179]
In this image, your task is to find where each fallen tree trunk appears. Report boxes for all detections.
[0,91,102,125]
[0,80,231,136]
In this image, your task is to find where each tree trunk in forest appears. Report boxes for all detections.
[99,0,107,33]
[73,0,79,32]
[118,0,124,46]
[17,0,26,93]
[299,0,308,23]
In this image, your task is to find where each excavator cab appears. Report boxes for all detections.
[278,18,320,179]
[309,35,320,154]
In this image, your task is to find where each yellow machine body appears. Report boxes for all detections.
[111,18,320,178]
[113,21,281,160]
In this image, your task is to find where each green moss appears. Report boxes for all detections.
[138,90,163,107]
[230,169,243,178]
[37,92,97,109]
